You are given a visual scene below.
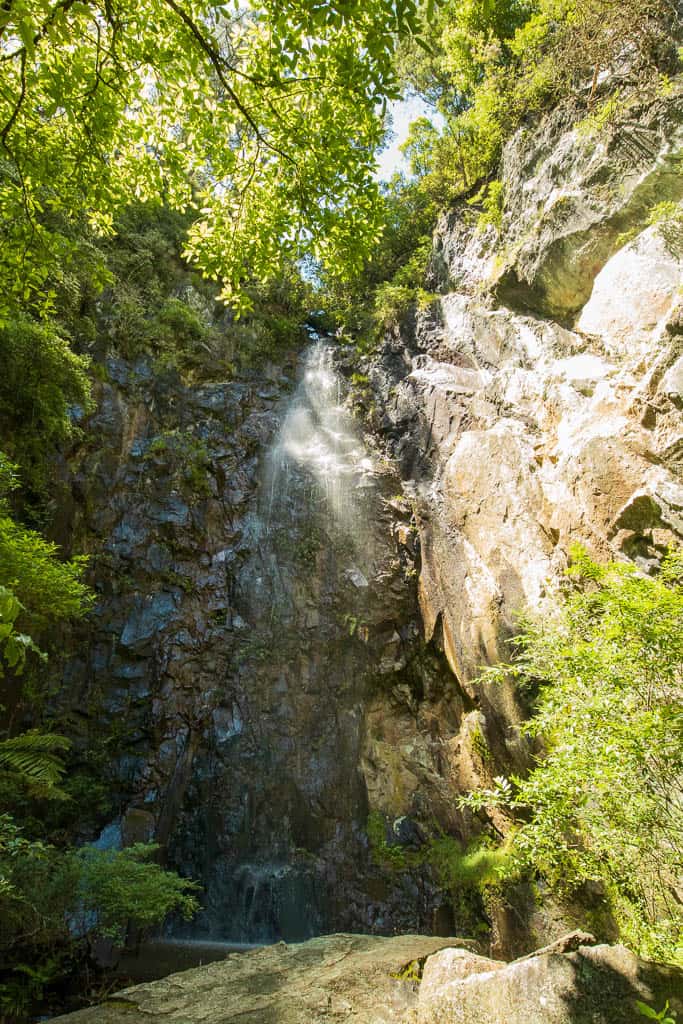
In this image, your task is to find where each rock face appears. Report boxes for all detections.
[57,333,465,942]
[50,934,471,1024]
[51,934,683,1023]
[56,72,683,958]
[494,79,683,319]
[352,77,683,815]
[417,940,683,1024]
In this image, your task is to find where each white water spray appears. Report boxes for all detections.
[267,342,376,535]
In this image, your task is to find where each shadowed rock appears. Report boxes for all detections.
[50,934,476,1024]
[52,933,682,1023]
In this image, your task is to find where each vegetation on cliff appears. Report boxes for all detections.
[0,0,681,1016]
[324,0,681,336]
[0,1,423,1013]
[464,548,683,963]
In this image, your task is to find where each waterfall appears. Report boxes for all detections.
[170,336,385,945]
[266,339,376,542]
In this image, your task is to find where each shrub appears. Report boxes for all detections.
[0,515,93,631]
[462,547,683,962]
[0,317,92,497]
[0,823,199,1016]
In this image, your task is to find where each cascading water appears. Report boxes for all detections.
[168,334,390,944]
[266,339,377,545]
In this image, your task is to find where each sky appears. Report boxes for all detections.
[375,94,439,181]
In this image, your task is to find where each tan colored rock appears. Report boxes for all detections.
[417,940,683,1024]
[420,947,505,994]
[51,934,474,1024]
[493,81,683,318]
[364,86,683,952]
[56,935,681,1024]
[577,223,682,347]
[660,353,683,402]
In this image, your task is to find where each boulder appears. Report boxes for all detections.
[51,933,683,1024]
[417,939,683,1024]
[577,223,682,346]
[50,933,474,1024]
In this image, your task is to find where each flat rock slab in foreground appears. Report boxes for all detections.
[52,934,469,1024]
[52,932,683,1024]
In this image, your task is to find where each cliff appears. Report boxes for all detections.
[52,75,683,963]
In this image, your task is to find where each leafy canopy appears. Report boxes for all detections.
[0,0,424,317]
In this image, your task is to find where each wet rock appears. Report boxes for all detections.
[391,816,425,850]
[122,808,156,845]
[120,592,178,651]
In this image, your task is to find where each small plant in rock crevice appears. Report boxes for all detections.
[637,1000,678,1023]
[147,429,213,498]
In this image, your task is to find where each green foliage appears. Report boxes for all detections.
[0,815,199,1018]
[0,731,70,792]
[0,317,92,497]
[637,1001,677,1023]
[575,90,625,136]
[0,0,425,318]
[0,454,19,500]
[399,0,678,205]
[469,179,505,231]
[72,843,200,941]
[373,283,437,333]
[390,958,423,982]
[647,201,683,259]
[366,811,417,869]
[101,206,309,374]
[0,824,199,957]
[0,957,64,1021]
[0,515,93,631]
[470,723,493,765]
[461,547,683,962]
[0,586,46,678]
[148,429,212,497]
[321,171,439,339]
[428,834,515,889]
[367,811,515,896]
[394,0,555,204]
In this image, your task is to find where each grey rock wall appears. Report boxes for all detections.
[56,73,683,960]
[58,337,465,944]
[343,76,683,951]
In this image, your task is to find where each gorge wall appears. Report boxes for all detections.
[57,74,683,957]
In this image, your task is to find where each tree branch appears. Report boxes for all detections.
[0,47,25,150]
[160,0,296,167]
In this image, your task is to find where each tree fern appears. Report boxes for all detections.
[0,731,71,790]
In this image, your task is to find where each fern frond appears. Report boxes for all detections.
[0,731,70,788]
